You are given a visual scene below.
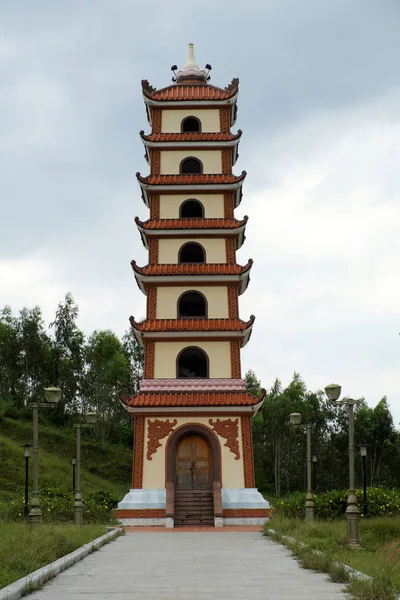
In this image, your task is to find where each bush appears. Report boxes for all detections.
[0,487,119,523]
[274,488,400,520]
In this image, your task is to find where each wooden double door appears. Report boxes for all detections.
[175,434,212,489]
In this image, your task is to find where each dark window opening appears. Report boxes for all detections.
[180,157,202,174]
[180,199,204,218]
[181,117,201,133]
[179,243,205,264]
[178,291,207,318]
[177,347,209,378]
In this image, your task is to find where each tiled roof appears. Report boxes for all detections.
[129,316,255,332]
[120,389,266,408]
[140,131,242,143]
[141,79,239,102]
[136,172,246,186]
[139,378,247,392]
[131,260,253,277]
[135,217,248,230]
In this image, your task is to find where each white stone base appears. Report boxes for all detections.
[117,489,166,510]
[165,517,174,528]
[214,517,224,527]
[223,517,270,526]
[221,488,270,510]
[118,518,166,526]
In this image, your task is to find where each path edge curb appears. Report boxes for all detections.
[0,527,122,600]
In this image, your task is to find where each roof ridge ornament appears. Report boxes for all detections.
[171,43,211,85]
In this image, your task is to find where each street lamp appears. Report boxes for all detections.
[324,383,361,549]
[289,412,315,522]
[360,444,368,518]
[21,444,32,519]
[74,412,97,526]
[71,458,77,493]
[312,454,317,491]
[29,387,62,528]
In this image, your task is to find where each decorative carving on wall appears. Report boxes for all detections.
[219,108,230,133]
[150,195,160,219]
[221,149,231,174]
[114,509,166,518]
[144,341,155,378]
[226,238,236,264]
[230,340,241,378]
[209,418,240,460]
[133,416,145,488]
[228,286,239,318]
[152,109,162,134]
[147,287,157,319]
[222,509,270,518]
[149,239,159,265]
[241,415,256,488]
[146,419,177,460]
[151,150,161,174]
[224,193,234,218]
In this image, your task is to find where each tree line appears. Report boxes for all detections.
[1,295,399,494]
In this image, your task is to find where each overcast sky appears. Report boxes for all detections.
[1,1,400,423]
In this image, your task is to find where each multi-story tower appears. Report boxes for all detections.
[115,45,270,527]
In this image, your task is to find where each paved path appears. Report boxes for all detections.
[31,531,347,600]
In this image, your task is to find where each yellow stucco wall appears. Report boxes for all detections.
[154,340,231,379]
[156,286,229,319]
[158,238,226,264]
[141,416,245,489]
[160,150,222,175]
[159,194,225,219]
[161,109,220,133]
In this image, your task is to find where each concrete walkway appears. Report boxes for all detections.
[31,531,347,600]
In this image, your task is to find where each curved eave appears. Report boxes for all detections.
[130,259,253,296]
[129,315,255,348]
[136,171,246,209]
[134,216,248,250]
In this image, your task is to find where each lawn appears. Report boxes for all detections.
[0,522,107,589]
[265,515,400,599]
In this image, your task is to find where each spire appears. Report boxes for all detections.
[174,43,209,85]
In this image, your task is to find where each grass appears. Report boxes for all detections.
[265,515,400,600]
[0,522,107,589]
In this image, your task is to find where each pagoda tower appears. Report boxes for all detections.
[115,45,270,527]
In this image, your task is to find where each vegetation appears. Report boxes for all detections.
[0,523,107,589]
[264,516,400,600]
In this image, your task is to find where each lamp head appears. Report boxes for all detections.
[324,383,342,402]
[85,412,97,425]
[71,458,77,465]
[21,443,31,458]
[312,455,317,463]
[289,412,302,426]
[44,386,62,404]
[360,444,367,457]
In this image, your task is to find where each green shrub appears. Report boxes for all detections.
[274,488,400,520]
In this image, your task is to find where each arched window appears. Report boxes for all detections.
[177,347,209,378]
[180,157,203,175]
[178,291,207,318]
[178,242,205,264]
[180,199,204,218]
[181,116,201,133]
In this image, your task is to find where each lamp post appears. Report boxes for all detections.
[324,383,361,549]
[21,444,32,520]
[29,387,62,528]
[74,412,97,526]
[71,458,77,493]
[312,454,317,491]
[360,444,368,518]
[289,412,314,522]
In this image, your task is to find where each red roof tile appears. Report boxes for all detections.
[129,316,255,332]
[135,217,248,231]
[136,173,246,186]
[140,131,242,143]
[120,389,265,408]
[141,79,239,102]
[131,260,253,277]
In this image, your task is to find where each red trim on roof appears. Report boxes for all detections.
[134,216,248,231]
[141,79,239,102]
[140,131,242,143]
[136,172,246,186]
[120,388,266,408]
[129,316,255,332]
[130,260,253,277]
